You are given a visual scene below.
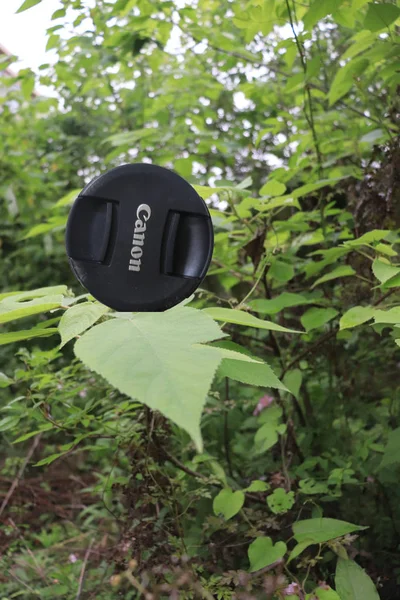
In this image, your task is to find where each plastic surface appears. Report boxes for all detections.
[65,163,214,311]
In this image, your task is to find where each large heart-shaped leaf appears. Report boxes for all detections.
[74,306,226,450]
[248,536,287,572]
[213,488,245,520]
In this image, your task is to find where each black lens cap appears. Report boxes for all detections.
[65,164,214,311]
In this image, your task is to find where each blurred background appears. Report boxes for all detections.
[0,0,399,598]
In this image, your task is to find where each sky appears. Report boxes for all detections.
[0,0,61,71]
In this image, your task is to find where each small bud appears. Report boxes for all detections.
[129,559,137,570]
[110,575,121,587]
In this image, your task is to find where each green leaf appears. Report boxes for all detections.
[248,536,287,572]
[21,75,35,100]
[342,31,378,60]
[0,328,59,346]
[374,307,400,325]
[0,416,20,432]
[328,59,369,106]
[35,452,69,467]
[340,306,376,330]
[364,3,400,31]
[372,259,400,285]
[0,294,64,325]
[299,478,329,495]
[254,422,279,453]
[59,302,109,347]
[257,178,347,212]
[0,372,13,388]
[380,273,400,289]
[52,189,81,208]
[193,183,247,200]
[52,8,66,19]
[46,34,59,52]
[313,587,341,600]
[312,266,355,288]
[23,216,67,239]
[268,260,295,283]
[249,292,318,315]
[289,540,315,563]
[375,242,397,257]
[267,488,295,514]
[293,518,367,545]
[335,558,380,599]
[283,369,302,399]
[303,0,342,30]
[379,427,400,469]
[213,488,245,520]
[16,0,42,13]
[0,286,68,302]
[344,230,390,247]
[204,307,301,333]
[218,350,287,389]
[13,424,53,443]
[74,306,225,450]
[260,180,287,197]
[301,308,338,332]
[360,129,386,144]
[105,127,157,147]
[245,480,270,492]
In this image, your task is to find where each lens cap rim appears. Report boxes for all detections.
[65,163,214,312]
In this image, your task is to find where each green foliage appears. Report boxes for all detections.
[267,488,295,514]
[290,518,368,561]
[58,301,109,347]
[248,536,287,572]
[301,307,338,332]
[205,307,301,333]
[335,558,381,599]
[16,0,42,13]
[293,518,367,545]
[380,427,400,469]
[339,306,376,330]
[1,0,399,595]
[363,3,400,31]
[213,488,245,520]
[74,306,226,450]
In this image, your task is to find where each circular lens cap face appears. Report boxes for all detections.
[65,164,214,311]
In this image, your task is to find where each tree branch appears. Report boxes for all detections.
[224,378,234,478]
[75,538,95,600]
[0,433,42,519]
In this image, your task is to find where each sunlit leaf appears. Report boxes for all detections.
[213,488,244,520]
[364,3,400,31]
[248,536,287,572]
[204,307,301,333]
[335,558,380,599]
[16,0,42,13]
[312,266,355,288]
[59,302,110,347]
[75,306,226,450]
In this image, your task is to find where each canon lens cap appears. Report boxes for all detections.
[65,164,213,311]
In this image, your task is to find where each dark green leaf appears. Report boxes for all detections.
[364,3,400,31]
[335,558,380,599]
